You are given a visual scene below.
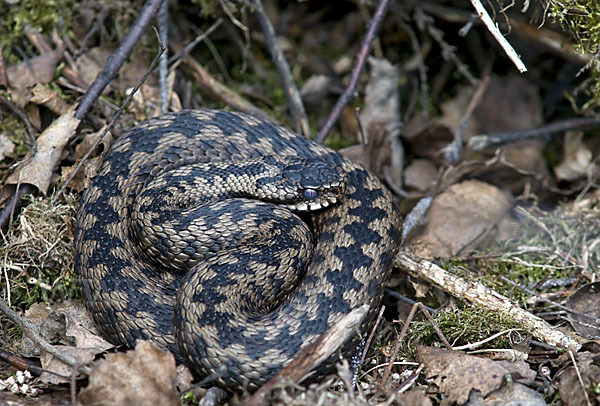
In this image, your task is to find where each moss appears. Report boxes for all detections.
[406,307,519,351]
[0,0,76,64]
[548,1,600,112]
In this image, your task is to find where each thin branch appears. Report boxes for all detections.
[54,39,166,204]
[0,94,37,145]
[0,184,35,231]
[76,9,110,58]
[468,116,600,150]
[444,72,490,163]
[75,0,165,119]
[180,55,275,123]
[167,19,223,67]
[395,252,581,350]
[249,0,310,137]
[0,298,91,375]
[316,0,392,143]
[158,0,169,114]
[469,0,527,72]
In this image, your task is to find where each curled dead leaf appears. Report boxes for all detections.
[6,108,80,194]
[77,341,179,406]
[417,346,536,404]
[409,180,513,258]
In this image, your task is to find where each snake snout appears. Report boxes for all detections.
[280,157,347,212]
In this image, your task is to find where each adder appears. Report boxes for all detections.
[74,108,401,390]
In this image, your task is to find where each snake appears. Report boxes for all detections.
[74,108,401,390]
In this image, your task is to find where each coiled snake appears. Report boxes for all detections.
[74,109,400,390]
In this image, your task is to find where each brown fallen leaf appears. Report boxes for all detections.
[15,301,113,384]
[565,282,600,338]
[6,45,66,95]
[29,83,70,115]
[558,351,600,406]
[403,159,438,192]
[417,346,536,405]
[60,125,113,192]
[6,107,80,194]
[409,179,513,259]
[395,389,433,406]
[77,341,179,406]
[468,382,546,405]
[359,57,403,185]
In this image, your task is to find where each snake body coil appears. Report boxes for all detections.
[74,109,400,390]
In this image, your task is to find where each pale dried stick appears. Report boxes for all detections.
[469,0,527,72]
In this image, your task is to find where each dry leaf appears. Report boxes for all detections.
[300,74,332,105]
[77,341,179,406]
[558,351,600,406]
[29,83,70,114]
[467,382,546,405]
[6,45,66,92]
[60,126,112,192]
[409,180,513,258]
[394,389,432,406]
[403,159,438,192]
[6,108,80,194]
[565,282,600,338]
[474,75,543,133]
[40,346,98,385]
[17,301,113,384]
[418,346,536,405]
[339,121,391,176]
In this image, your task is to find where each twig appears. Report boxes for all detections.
[76,9,109,58]
[0,350,44,376]
[158,0,169,114]
[0,184,35,231]
[443,72,490,163]
[380,303,417,387]
[468,116,600,150]
[316,0,392,143]
[468,0,527,72]
[395,252,581,350]
[415,8,478,86]
[0,298,91,375]
[167,19,223,66]
[75,0,165,119]
[359,305,385,366]
[54,37,166,204]
[248,304,369,406]
[249,0,310,137]
[181,56,275,123]
[381,302,451,387]
[0,94,37,145]
[569,351,592,406]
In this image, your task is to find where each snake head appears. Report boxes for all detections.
[277,156,347,211]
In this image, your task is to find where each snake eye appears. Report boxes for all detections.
[303,189,318,200]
